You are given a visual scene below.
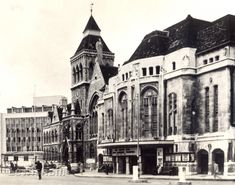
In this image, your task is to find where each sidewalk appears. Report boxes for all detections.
[74,170,235,181]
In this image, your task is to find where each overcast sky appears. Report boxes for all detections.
[0,0,235,112]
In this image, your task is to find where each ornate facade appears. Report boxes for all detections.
[97,14,235,176]
[61,14,118,166]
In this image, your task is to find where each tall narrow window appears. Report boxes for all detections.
[80,64,83,81]
[142,68,147,76]
[76,66,79,82]
[172,62,176,70]
[205,87,210,132]
[119,93,128,140]
[89,62,94,80]
[102,113,105,138]
[149,67,153,75]
[168,93,177,135]
[213,85,218,132]
[73,67,76,84]
[156,66,160,74]
[141,89,158,138]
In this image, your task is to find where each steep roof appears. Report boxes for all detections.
[74,35,112,56]
[196,14,235,54]
[124,15,211,65]
[83,15,101,33]
[100,65,118,84]
[165,15,211,53]
[126,30,168,63]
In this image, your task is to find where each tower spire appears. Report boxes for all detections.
[90,3,94,15]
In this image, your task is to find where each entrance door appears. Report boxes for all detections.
[212,149,224,174]
[197,149,208,174]
[118,157,126,174]
[142,148,156,174]
[129,156,138,174]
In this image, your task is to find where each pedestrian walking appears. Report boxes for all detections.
[213,161,218,179]
[35,161,43,180]
[10,162,14,173]
[105,164,109,175]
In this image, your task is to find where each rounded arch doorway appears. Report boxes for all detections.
[212,149,224,174]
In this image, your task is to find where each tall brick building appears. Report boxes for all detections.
[96,14,235,176]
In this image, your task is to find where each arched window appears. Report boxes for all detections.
[89,95,99,138]
[107,109,113,139]
[73,67,76,84]
[89,62,94,80]
[76,65,79,82]
[80,63,83,81]
[168,93,177,135]
[55,130,58,142]
[51,130,54,143]
[141,88,158,138]
[119,92,128,139]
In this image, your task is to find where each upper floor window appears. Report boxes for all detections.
[209,57,213,63]
[203,59,208,65]
[142,68,147,76]
[168,93,177,135]
[149,67,153,75]
[126,73,128,80]
[213,85,218,132]
[122,74,125,81]
[205,87,210,132]
[215,55,220,61]
[172,62,176,70]
[141,88,158,138]
[156,66,160,74]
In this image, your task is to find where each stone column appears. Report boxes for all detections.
[139,156,143,175]
[116,156,119,174]
[113,157,116,174]
[208,150,212,175]
[126,156,130,174]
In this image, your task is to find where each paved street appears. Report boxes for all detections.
[0,173,235,185]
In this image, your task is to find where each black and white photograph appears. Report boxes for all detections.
[1,0,235,184]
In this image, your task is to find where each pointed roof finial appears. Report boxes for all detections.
[90,3,94,15]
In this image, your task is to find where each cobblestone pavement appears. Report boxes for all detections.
[0,173,235,185]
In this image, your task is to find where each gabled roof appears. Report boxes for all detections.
[83,15,101,33]
[100,65,118,84]
[74,35,112,56]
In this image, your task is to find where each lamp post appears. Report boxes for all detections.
[136,93,140,178]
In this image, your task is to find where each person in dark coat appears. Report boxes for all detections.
[10,162,14,173]
[105,164,109,175]
[35,161,43,180]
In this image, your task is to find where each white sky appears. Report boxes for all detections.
[0,0,235,112]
